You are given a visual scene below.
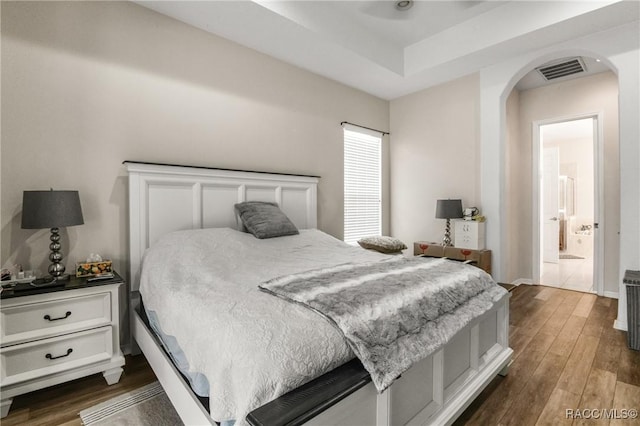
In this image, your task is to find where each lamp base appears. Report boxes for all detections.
[442,218,453,247]
[52,273,71,282]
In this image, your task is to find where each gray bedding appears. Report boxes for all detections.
[260,256,507,391]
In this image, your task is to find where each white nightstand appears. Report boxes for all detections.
[454,220,486,250]
[0,273,125,418]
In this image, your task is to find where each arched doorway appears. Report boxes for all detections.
[478,32,639,331]
[503,56,620,295]
[502,56,618,296]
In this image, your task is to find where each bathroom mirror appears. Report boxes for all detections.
[559,175,576,217]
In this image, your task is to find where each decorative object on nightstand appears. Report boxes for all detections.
[21,190,84,284]
[463,207,478,221]
[0,271,125,418]
[76,253,113,278]
[435,199,463,247]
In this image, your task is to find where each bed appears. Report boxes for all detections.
[126,161,513,426]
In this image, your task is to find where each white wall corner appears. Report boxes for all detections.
[603,290,619,300]
[613,319,627,332]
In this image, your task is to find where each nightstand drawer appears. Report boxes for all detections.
[454,221,486,250]
[1,292,111,347]
[0,326,113,386]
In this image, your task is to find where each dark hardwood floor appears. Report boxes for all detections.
[456,285,640,426]
[3,285,639,425]
[2,354,156,426]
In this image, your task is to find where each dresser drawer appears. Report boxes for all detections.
[0,326,113,386]
[1,292,111,347]
[454,221,486,250]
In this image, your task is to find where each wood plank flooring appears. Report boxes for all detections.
[2,354,156,426]
[456,285,640,426]
[3,284,639,425]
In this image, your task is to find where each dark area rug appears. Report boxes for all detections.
[79,381,183,425]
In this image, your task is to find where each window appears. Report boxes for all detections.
[343,126,382,245]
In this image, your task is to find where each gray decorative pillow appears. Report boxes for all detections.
[358,236,407,253]
[234,201,299,239]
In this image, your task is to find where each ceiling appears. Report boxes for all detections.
[135,1,639,100]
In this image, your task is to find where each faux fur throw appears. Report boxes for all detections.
[260,256,507,391]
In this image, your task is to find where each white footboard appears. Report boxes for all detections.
[135,292,511,426]
[305,292,512,426]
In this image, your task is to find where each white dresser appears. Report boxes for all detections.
[454,220,486,250]
[0,274,125,418]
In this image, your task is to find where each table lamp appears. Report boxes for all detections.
[436,199,463,247]
[21,190,84,283]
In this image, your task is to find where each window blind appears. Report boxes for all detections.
[344,128,382,245]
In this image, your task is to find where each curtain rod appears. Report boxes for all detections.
[340,121,390,136]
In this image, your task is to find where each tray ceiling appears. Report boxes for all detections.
[135,1,638,99]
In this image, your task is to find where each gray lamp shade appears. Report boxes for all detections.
[21,190,84,229]
[435,199,463,219]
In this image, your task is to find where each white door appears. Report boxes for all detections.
[543,147,560,263]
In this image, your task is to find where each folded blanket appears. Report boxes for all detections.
[260,256,507,391]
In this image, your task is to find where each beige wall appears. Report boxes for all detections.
[390,74,480,248]
[1,2,389,279]
[507,71,619,292]
[505,89,523,282]
[390,70,619,293]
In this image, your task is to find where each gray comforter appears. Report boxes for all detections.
[260,256,507,391]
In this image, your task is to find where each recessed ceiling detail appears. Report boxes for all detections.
[537,58,586,81]
[395,1,414,12]
[134,1,639,99]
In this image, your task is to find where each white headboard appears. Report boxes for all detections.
[125,162,319,293]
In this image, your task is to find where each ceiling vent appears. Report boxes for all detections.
[537,58,586,81]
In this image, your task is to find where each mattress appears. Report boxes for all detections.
[145,308,210,396]
[139,228,388,424]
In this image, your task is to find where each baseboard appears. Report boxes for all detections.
[614,319,628,332]
[603,291,619,299]
[511,278,533,285]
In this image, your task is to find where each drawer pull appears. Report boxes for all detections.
[45,348,73,360]
[44,311,72,321]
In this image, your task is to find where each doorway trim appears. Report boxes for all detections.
[532,111,604,295]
